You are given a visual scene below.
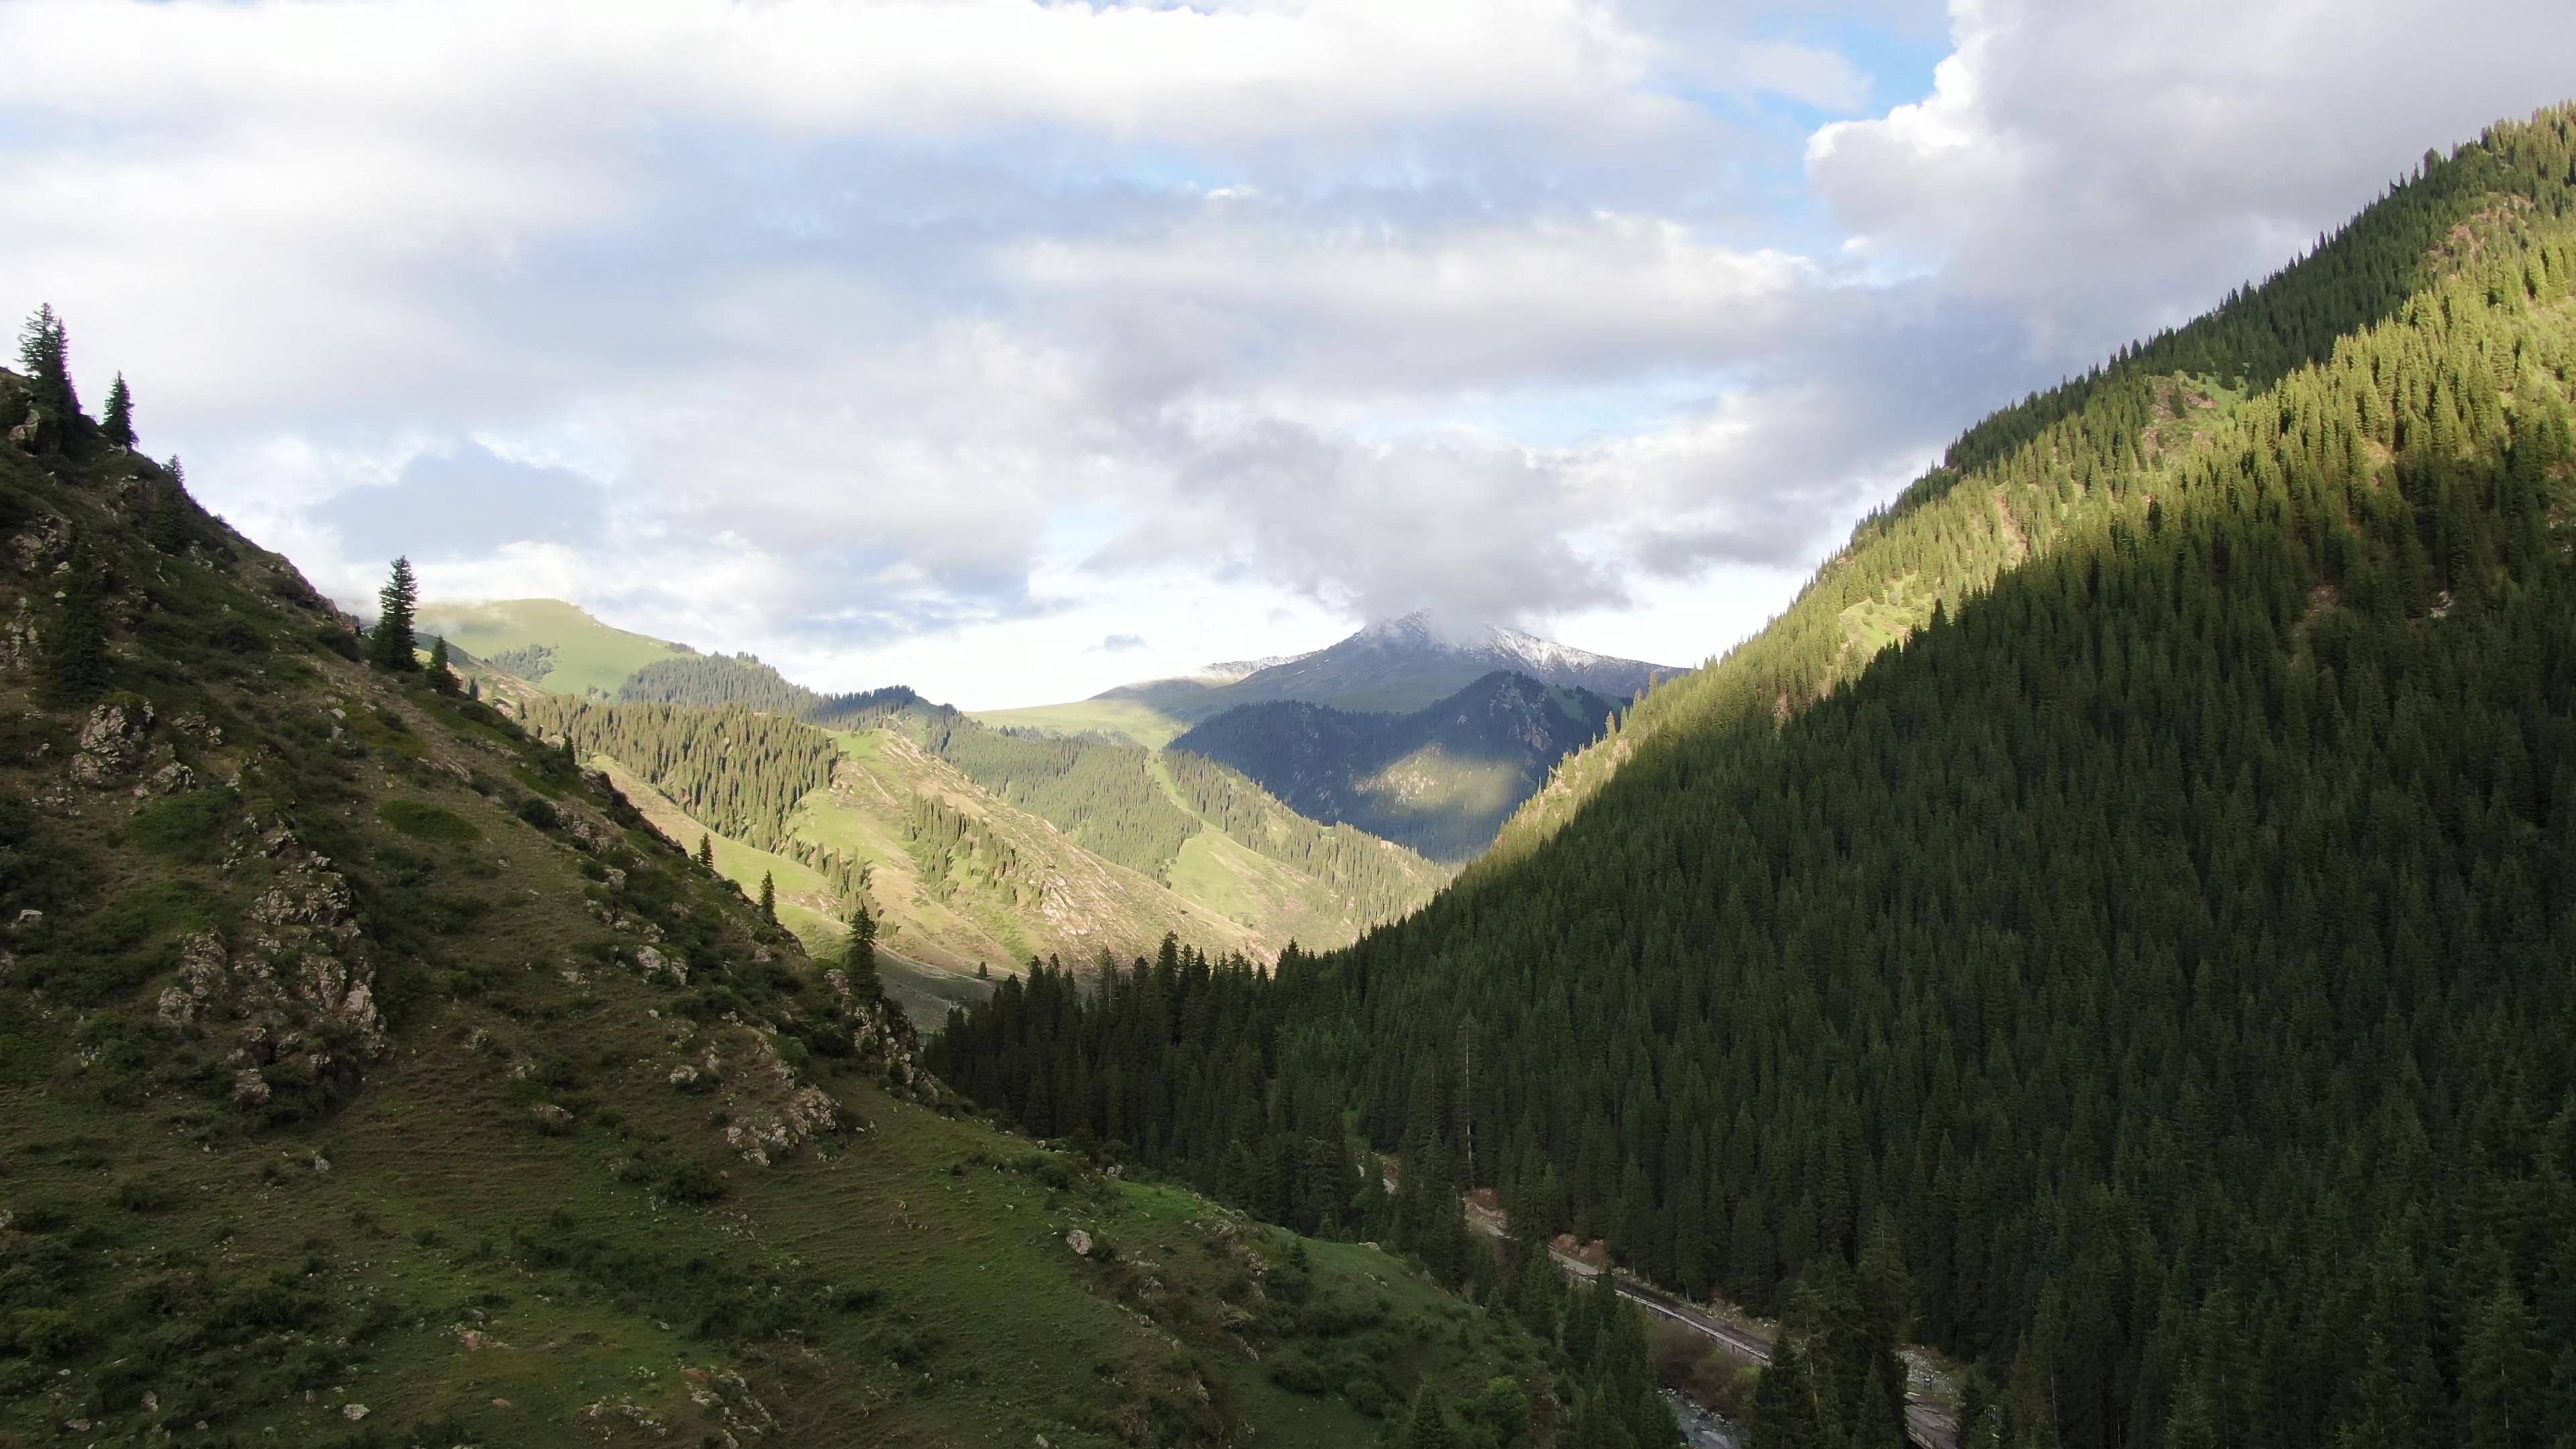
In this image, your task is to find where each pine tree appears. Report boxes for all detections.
[368,557,419,672]
[759,871,776,922]
[427,635,458,694]
[101,373,133,447]
[696,833,715,868]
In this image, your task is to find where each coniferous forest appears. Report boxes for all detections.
[934,106,2576,1448]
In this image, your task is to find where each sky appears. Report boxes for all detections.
[5,0,2575,708]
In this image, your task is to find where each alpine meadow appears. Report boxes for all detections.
[5,5,2575,1448]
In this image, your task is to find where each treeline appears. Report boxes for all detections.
[913,713,1199,878]
[936,106,2576,1449]
[617,649,922,726]
[926,938,1679,1446]
[526,698,838,845]
[1161,748,1447,927]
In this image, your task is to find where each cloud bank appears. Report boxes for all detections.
[2,0,2569,704]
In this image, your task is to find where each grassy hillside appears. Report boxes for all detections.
[967,697,1189,750]
[414,598,688,699]
[0,365,1591,1446]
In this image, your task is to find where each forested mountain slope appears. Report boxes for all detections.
[0,352,1592,1446]
[1490,108,2576,871]
[936,105,2576,1449]
[1171,670,1618,860]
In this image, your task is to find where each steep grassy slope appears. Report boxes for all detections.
[936,104,2576,1449]
[414,598,687,699]
[0,372,1583,1446]
[1172,671,1617,861]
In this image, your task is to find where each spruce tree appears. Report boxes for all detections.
[15,305,76,417]
[1399,1386,1456,1449]
[426,635,458,694]
[759,870,776,922]
[842,902,881,1001]
[696,833,715,868]
[41,543,110,704]
[101,373,133,447]
[368,557,419,672]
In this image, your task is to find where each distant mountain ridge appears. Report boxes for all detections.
[1171,669,1618,860]
[1084,610,1674,729]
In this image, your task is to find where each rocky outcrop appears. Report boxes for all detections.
[68,696,151,785]
[155,826,387,1114]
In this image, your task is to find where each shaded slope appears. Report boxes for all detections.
[1172,670,1615,860]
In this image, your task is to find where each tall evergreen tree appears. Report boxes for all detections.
[15,304,76,417]
[841,902,881,1002]
[1399,1385,1456,1449]
[759,870,776,922]
[367,557,419,672]
[100,372,133,447]
[696,832,715,868]
[426,635,458,694]
[40,541,110,704]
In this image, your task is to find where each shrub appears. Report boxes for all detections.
[376,799,479,843]
[126,788,239,862]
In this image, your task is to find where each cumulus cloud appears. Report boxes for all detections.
[1809,0,2576,364]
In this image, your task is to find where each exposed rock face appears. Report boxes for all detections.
[68,697,152,785]
[154,826,387,1114]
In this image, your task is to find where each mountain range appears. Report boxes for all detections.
[981,610,1674,747]
[409,603,1456,1006]
[409,600,1650,975]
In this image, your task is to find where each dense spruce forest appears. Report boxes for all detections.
[523,696,839,845]
[935,106,2576,1448]
[1170,669,1617,859]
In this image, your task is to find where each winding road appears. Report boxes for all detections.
[1461,1202,1960,1449]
